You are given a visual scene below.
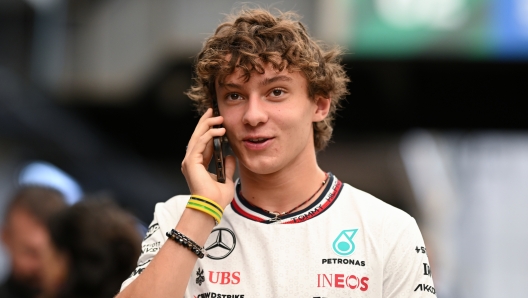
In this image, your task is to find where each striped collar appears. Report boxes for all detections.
[230,173,343,224]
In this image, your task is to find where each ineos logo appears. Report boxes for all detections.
[205,228,236,260]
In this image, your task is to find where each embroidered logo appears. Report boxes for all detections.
[332,229,358,256]
[196,267,205,286]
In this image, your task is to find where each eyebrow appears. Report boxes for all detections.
[219,82,243,90]
[259,75,293,86]
[218,75,293,90]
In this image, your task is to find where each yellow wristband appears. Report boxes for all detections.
[187,195,223,225]
[190,195,224,213]
[186,201,222,224]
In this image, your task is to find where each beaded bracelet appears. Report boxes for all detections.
[166,229,206,259]
[186,195,224,225]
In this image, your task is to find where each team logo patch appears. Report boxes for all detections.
[332,229,358,256]
[205,228,237,260]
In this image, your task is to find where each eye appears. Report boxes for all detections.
[270,89,285,97]
[227,93,242,100]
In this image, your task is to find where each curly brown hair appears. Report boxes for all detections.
[186,8,349,151]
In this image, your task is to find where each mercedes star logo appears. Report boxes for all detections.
[205,228,236,260]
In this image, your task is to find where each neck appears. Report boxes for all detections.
[238,151,326,214]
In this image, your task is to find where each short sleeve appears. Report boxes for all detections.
[119,196,188,292]
[383,217,436,297]
[120,212,165,291]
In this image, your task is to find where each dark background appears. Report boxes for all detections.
[1,0,527,224]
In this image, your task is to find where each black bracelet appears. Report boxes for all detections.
[166,229,206,259]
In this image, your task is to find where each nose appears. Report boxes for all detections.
[242,94,268,127]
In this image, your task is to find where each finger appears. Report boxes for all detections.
[188,109,213,150]
[188,127,226,162]
[202,138,213,165]
[196,109,224,129]
[187,111,216,150]
[187,109,212,148]
[196,108,213,126]
[225,155,236,181]
[187,111,224,152]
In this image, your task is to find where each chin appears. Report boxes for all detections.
[239,157,281,175]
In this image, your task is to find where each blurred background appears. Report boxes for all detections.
[0,0,527,297]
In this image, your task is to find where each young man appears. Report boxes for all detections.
[0,186,67,298]
[119,8,435,297]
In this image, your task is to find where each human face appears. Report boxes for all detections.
[216,63,328,175]
[2,208,51,287]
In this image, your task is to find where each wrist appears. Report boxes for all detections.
[175,208,216,246]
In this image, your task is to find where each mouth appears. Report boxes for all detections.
[245,137,270,144]
[242,136,274,150]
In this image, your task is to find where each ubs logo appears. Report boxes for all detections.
[205,228,237,260]
[208,271,241,284]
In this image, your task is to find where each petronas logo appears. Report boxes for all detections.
[332,229,358,256]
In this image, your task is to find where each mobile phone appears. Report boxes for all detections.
[211,96,226,183]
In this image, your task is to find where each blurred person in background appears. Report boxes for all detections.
[119,7,435,297]
[0,186,67,298]
[39,198,142,298]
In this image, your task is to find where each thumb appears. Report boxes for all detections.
[225,155,236,181]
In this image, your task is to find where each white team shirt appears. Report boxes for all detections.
[121,173,436,297]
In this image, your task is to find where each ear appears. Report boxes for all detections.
[312,95,331,122]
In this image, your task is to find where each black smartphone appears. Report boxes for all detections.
[211,96,226,183]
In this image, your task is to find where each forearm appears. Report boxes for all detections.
[117,209,215,298]
[118,109,235,298]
